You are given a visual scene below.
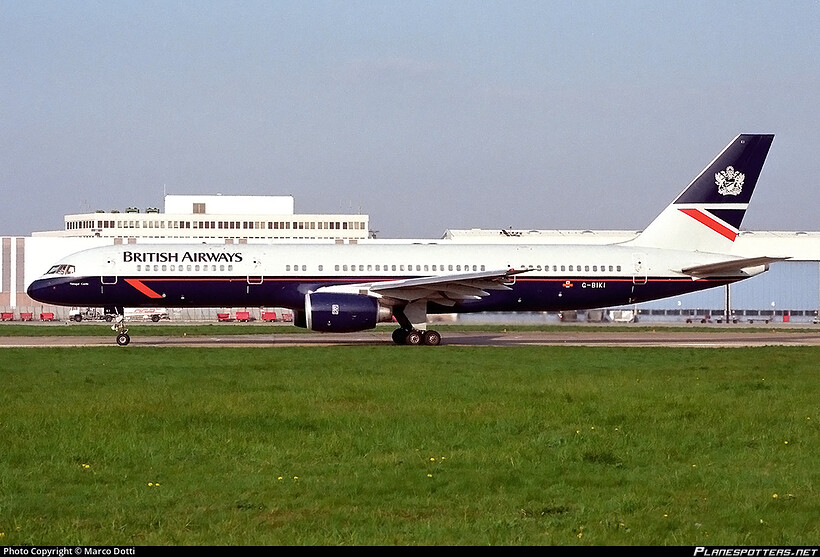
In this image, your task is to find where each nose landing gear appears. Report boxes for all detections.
[111,314,130,346]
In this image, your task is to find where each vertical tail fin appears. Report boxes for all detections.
[626,134,774,252]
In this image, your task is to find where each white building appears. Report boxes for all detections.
[34,194,370,241]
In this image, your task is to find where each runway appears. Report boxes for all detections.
[3,329,820,348]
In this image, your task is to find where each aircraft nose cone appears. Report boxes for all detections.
[27,278,57,304]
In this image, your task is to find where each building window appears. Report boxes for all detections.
[193,203,206,214]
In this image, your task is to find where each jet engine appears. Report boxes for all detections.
[304,292,393,333]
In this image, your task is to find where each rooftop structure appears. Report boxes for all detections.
[33,195,370,241]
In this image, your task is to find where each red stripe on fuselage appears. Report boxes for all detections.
[678,208,737,241]
[124,278,164,299]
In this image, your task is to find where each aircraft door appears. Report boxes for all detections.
[100,257,118,292]
[632,253,647,285]
[247,258,263,291]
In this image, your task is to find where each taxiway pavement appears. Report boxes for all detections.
[3,330,820,348]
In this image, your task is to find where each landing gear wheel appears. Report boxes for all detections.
[116,333,131,346]
[392,328,442,346]
[392,328,407,345]
[421,330,441,346]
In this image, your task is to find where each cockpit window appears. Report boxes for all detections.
[47,264,75,275]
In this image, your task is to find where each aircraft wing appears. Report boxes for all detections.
[680,256,790,277]
[317,268,529,306]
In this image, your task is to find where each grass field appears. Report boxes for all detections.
[0,346,817,545]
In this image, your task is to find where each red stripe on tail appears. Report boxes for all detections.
[678,208,737,241]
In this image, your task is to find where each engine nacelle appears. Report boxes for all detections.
[305,292,393,333]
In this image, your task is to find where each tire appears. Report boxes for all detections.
[392,328,407,345]
[151,315,160,322]
[422,330,441,346]
[405,330,422,346]
[116,333,130,346]
[73,314,83,322]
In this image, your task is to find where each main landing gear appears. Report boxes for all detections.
[111,313,130,346]
[391,302,441,346]
[392,328,442,346]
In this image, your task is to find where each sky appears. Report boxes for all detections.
[2,0,819,238]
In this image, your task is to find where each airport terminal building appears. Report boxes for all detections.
[36,194,370,242]
[2,198,819,323]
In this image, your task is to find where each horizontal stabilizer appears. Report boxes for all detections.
[680,256,790,277]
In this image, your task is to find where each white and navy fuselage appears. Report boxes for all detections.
[27,134,781,339]
[27,241,765,313]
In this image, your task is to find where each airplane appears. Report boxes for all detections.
[28,133,785,346]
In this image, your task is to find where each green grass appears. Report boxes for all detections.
[0,346,817,545]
